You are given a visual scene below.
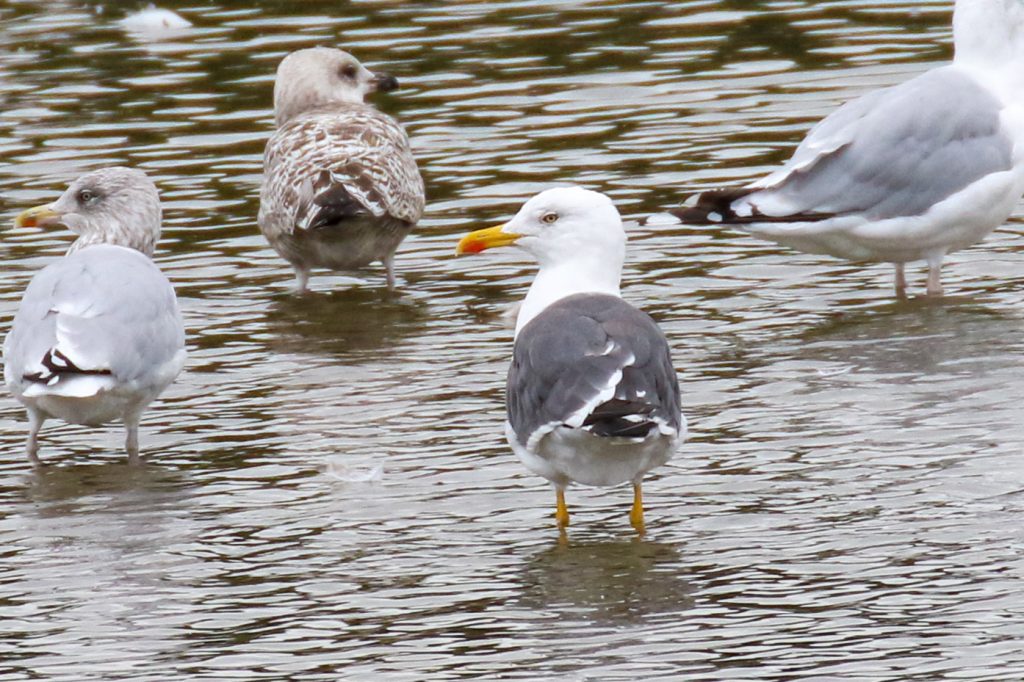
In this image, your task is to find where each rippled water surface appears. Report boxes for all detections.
[2,1,1024,679]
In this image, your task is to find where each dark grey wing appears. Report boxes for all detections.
[506,293,681,447]
[675,66,1013,223]
[258,104,425,239]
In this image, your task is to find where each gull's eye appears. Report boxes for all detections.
[540,212,559,224]
[77,189,96,203]
[340,63,358,79]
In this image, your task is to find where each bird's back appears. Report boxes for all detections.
[507,293,682,447]
[259,104,424,236]
[4,244,186,404]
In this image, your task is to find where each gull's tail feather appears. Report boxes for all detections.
[670,186,835,225]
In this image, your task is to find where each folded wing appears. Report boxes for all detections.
[507,293,681,449]
[675,66,1013,225]
[259,106,424,236]
[4,245,185,400]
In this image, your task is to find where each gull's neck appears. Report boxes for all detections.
[275,88,366,127]
[953,0,1024,96]
[514,253,623,338]
[68,222,158,258]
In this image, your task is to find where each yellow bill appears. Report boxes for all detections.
[14,204,61,229]
[455,223,522,255]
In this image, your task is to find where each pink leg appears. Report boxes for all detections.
[894,263,908,299]
[293,267,310,293]
[383,254,396,291]
[26,409,44,467]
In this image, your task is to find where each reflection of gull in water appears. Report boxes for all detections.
[793,301,1023,377]
[10,462,196,665]
[516,539,692,625]
[24,460,187,505]
[263,289,430,362]
[743,301,1024,464]
[667,0,1024,298]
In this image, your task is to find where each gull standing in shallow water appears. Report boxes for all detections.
[667,0,1024,297]
[259,47,425,292]
[4,168,186,465]
[457,187,685,533]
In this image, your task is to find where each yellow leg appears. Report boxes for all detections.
[555,487,570,528]
[630,482,645,535]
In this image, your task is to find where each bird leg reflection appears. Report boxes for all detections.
[926,259,944,297]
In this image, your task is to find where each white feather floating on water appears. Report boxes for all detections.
[119,7,192,34]
[324,459,384,484]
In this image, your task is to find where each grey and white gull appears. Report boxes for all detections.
[259,47,425,292]
[457,187,685,533]
[667,0,1024,297]
[4,167,186,465]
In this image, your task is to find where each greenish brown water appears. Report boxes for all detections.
[1,1,1023,680]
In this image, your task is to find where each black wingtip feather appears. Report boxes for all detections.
[670,187,754,224]
[23,349,112,384]
[581,398,658,438]
[307,183,369,230]
[670,186,836,225]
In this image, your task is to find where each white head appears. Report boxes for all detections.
[954,0,1024,77]
[456,186,627,334]
[458,186,626,266]
[273,47,399,127]
[13,167,162,257]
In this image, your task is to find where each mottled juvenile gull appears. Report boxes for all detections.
[4,167,186,465]
[259,47,425,291]
[668,0,1024,297]
[457,187,685,533]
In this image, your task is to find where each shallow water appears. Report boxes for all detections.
[1,1,1023,680]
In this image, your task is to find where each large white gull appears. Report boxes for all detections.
[457,187,685,533]
[4,167,186,465]
[668,0,1024,297]
[259,47,425,292]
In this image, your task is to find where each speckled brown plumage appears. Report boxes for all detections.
[258,48,425,291]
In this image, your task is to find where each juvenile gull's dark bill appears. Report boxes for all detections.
[666,0,1024,297]
[259,47,425,292]
[4,168,186,466]
[456,187,685,533]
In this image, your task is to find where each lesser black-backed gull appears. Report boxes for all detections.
[457,187,685,533]
[667,0,1024,297]
[259,47,425,291]
[5,167,186,465]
